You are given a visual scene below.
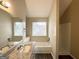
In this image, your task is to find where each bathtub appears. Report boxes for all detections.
[32,42,52,53]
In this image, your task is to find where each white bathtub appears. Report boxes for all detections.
[32,42,52,53]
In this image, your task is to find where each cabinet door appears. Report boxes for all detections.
[8,49,18,59]
[23,45,32,59]
[17,48,24,59]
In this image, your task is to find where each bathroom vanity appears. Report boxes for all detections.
[0,41,32,59]
[8,44,32,59]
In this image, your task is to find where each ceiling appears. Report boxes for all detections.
[0,0,72,18]
[25,0,53,17]
[25,0,72,17]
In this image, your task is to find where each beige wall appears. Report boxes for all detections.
[71,0,79,58]
[60,0,79,58]
[59,0,72,16]
[0,9,12,48]
[48,0,59,59]
[26,17,49,42]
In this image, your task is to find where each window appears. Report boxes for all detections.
[14,22,24,36]
[32,22,47,36]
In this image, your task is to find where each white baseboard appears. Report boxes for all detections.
[70,54,76,59]
[51,52,57,59]
[58,51,70,55]
[51,52,53,57]
[58,51,76,59]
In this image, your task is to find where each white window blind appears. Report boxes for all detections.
[32,22,47,36]
[14,22,23,36]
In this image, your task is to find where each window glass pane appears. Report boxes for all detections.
[32,22,47,36]
[14,22,23,36]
